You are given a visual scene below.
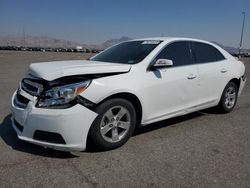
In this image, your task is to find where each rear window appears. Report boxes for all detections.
[192,42,225,63]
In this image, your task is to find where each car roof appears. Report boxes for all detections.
[131,37,212,44]
[129,37,234,60]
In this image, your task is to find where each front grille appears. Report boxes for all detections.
[33,130,66,144]
[14,93,30,108]
[21,78,44,96]
[14,119,24,132]
[17,93,30,104]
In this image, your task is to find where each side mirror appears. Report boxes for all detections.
[150,59,173,70]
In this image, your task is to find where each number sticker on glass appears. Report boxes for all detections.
[142,41,161,45]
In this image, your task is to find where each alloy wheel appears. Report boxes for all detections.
[224,86,236,109]
[100,106,131,143]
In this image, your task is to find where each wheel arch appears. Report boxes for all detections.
[228,78,241,92]
[96,92,143,126]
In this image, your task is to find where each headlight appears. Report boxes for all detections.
[37,81,91,108]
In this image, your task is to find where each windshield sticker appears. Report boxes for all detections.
[142,40,161,45]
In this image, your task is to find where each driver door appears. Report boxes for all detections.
[142,41,199,123]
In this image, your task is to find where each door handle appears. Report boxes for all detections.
[187,74,197,79]
[220,68,228,73]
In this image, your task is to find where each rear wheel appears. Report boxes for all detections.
[89,98,136,150]
[218,82,238,113]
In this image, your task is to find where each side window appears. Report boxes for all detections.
[155,41,192,67]
[192,42,225,63]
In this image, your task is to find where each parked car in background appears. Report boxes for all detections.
[11,37,246,151]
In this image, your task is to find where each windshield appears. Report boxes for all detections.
[91,40,162,64]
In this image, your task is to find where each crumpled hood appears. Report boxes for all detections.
[28,60,131,81]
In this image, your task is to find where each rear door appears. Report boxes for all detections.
[191,41,228,105]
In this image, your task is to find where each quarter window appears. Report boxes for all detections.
[155,41,193,67]
[192,42,225,63]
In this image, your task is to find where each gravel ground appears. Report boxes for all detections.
[0,51,249,188]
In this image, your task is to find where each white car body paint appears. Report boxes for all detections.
[11,37,246,151]
[29,60,131,81]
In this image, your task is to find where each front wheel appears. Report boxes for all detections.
[217,82,238,113]
[89,98,136,150]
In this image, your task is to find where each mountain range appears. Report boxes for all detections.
[0,35,132,50]
[0,35,249,53]
[211,41,250,54]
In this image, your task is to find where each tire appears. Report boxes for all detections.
[89,98,136,150]
[217,82,238,113]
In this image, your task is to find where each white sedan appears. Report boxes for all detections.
[11,37,246,151]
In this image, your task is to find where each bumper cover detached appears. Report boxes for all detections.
[11,92,98,151]
[238,76,246,96]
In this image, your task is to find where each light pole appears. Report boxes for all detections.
[239,12,246,57]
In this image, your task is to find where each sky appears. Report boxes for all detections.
[0,0,250,48]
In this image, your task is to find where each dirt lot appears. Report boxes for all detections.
[0,51,249,188]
